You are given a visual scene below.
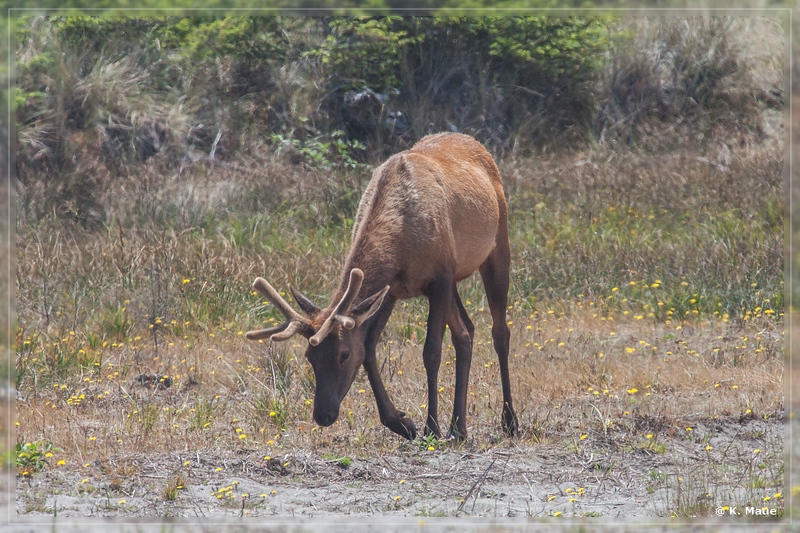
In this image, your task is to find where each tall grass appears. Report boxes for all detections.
[14,17,784,225]
[14,137,783,392]
[12,16,784,517]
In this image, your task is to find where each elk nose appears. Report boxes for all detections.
[314,409,339,427]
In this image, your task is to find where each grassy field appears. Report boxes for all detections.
[13,134,785,519]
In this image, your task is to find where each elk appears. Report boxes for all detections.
[246,132,518,441]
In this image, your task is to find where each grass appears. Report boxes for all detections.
[13,139,785,517]
[11,15,786,519]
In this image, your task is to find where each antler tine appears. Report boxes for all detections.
[247,277,310,342]
[245,325,287,341]
[252,277,304,321]
[308,268,364,346]
[267,320,307,342]
[331,268,364,317]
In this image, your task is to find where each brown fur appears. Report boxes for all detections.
[247,132,518,441]
[346,132,505,299]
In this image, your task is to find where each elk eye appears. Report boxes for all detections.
[340,351,350,362]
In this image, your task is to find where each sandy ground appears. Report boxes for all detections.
[7,414,789,531]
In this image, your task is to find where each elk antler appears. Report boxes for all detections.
[246,277,311,342]
[308,268,364,346]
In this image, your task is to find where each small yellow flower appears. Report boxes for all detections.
[553,511,562,517]
[56,459,66,466]
[118,499,127,505]
[580,434,587,440]
[646,434,653,439]
[239,434,247,440]
[547,495,556,501]
[627,388,638,394]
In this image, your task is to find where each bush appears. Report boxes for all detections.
[594,17,784,150]
[311,16,610,155]
[13,15,783,228]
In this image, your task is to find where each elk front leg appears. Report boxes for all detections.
[421,277,453,439]
[361,298,417,440]
[446,288,474,441]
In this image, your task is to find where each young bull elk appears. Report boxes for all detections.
[246,132,518,441]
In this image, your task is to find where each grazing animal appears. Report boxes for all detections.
[246,132,518,441]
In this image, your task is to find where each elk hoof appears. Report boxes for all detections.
[387,414,417,440]
[502,406,519,437]
[445,427,467,443]
[424,422,443,440]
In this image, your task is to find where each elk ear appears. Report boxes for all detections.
[351,286,390,327]
[290,285,320,316]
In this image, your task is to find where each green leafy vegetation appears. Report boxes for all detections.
[11,14,785,519]
[16,441,62,475]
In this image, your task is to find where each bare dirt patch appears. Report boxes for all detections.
[14,413,782,520]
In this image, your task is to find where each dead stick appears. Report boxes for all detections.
[457,458,496,516]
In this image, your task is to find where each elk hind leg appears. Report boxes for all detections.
[446,288,474,441]
[479,250,519,436]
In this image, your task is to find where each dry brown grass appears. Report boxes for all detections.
[13,295,784,518]
[16,141,784,516]
[9,13,788,521]
[15,297,782,454]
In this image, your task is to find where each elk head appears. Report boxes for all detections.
[246,269,389,427]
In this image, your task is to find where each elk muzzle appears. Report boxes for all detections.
[312,398,341,427]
